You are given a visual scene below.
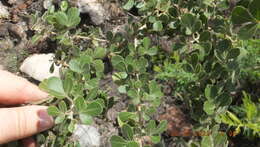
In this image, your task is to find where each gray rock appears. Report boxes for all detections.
[0,2,9,19]
[73,124,101,147]
[75,0,108,25]
[20,53,60,81]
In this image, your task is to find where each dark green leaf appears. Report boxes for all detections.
[231,6,255,25]
[217,39,232,51]
[238,23,258,40]
[227,48,240,59]
[249,0,260,20]
[181,13,202,34]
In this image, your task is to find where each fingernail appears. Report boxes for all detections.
[38,109,54,131]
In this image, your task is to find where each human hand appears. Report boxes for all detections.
[0,70,54,146]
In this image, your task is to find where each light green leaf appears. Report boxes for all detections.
[153,120,167,134]
[110,135,127,147]
[153,21,163,31]
[75,97,87,112]
[242,92,257,120]
[63,76,73,94]
[118,85,127,93]
[126,141,139,147]
[69,59,83,73]
[94,59,104,73]
[79,113,93,125]
[146,47,158,56]
[48,106,61,116]
[55,11,68,26]
[40,77,66,99]
[83,102,103,116]
[150,136,161,144]
[111,55,125,71]
[146,120,156,135]
[58,100,67,113]
[93,47,106,59]
[118,112,137,122]
[67,7,81,27]
[143,37,151,49]
[60,1,68,11]
[123,0,135,10]
[122,124,134,140]
[201,136,214,147]
[203,100,215,115]
[55,114,65,124]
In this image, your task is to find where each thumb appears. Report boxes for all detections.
[0,106,54,144]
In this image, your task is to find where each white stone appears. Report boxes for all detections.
[0,2,10,19]
[20,53,60,81]
[73,124,101,147]
[43,0,53,9]
[76,0,107,25]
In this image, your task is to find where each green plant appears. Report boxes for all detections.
[220,92,260,138]
[26,0,260,146]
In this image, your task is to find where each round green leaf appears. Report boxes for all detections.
[227,48,240,59]
[153,21,163,31]
[110,135,127,147]
[238,23,258,40]
[39,77,66,99]
[126,141,139,147]
[47,106,61,116]
[123,0,135,10]
[249,0,260,20]
[231,6,255,25]
[79,113,93,125]
[122,124,134,140]
[83,102,103,116]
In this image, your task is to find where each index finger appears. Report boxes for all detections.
[0,70,48,105]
